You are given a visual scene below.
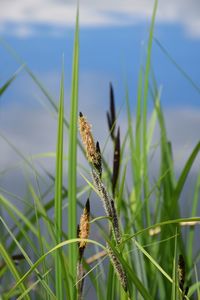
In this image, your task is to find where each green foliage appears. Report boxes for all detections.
[0,0,200,299]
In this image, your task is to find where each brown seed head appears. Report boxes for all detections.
[79,199,90,250]
[79,113,100,167]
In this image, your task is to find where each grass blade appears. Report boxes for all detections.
[154,38,200,95]
[142,0,158,227]
[68,6,79,298]
[0,217,56,299]
[54,60,65,298]
[0,65,24,96]
[173,141,200,208]
[0,243,30,300]
[187,172,200,269]
[171,230,178,300]
[6,239,106,298]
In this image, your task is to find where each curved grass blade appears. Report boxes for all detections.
[123,217,200,244]
[0,243,30,300]
[0,217,56,299]
[0,38,112,178]
[16,269,53,300]
[134,239,172,283]
[6,239,106,298]
[0,193,40,239]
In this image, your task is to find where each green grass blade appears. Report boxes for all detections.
[0,38,59,113]
[0,193,41,239]
[173,141,200,208]
[154,38,200,95]
[0,65,24,96]
[134,239,173,284]
[147,102,158,153]
[0,243,30,300]
[27,171,53,299]
[188,172,200,269]
[16,269,52,300]
[28,184,55,242]
[0,217,56,299]
[54,61,65,299]
[142,0,158,227]
[68,6,79,298]
[195,265,200,299]
[171,230,178,300]
[125,87,135,183]
[106,263,116,300]
[123,217,200,243]
[0,38,90,160]
[6,238,106,298]
[188,280,200,299]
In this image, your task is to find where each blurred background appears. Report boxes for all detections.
[0,0,200,211]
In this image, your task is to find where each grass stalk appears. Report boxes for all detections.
[68,6,79,298]
[142,0,158,227]
[54,61,64,298]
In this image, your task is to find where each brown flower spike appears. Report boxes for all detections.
[76,199,90,300]
[78,112,127,292]
[79,199,90,255]
[79,112,100,166]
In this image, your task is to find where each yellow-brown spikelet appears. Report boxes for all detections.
[79,112,100,166]
[79,198,90,252]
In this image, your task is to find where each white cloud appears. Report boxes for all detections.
[0,0,116,28]
[0,0,200,37]
[8,25,35,38]
[0,69,199,177]
[0,99,200,175]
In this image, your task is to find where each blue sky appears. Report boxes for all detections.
[0,0,200,173]
[2,23,200,108]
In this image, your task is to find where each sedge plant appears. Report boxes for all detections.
[1,0,200,299]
